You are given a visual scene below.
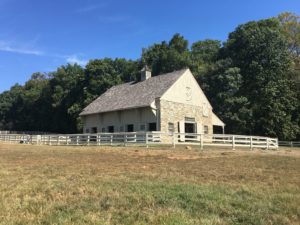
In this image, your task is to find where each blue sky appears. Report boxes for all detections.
[0,0,299,93]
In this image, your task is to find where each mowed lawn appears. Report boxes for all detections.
[0,144,299,225]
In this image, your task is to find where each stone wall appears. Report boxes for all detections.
[159,99,213,134]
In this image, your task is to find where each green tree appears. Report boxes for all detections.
[0,84,23,130]
[278,12,300,139]
[278,12,300,59]
[49,64,85,133]
[224,18,299,139]
[205,59,252,134]
[84,58,123,105]
[190,39,221,90]
[142,33,190,75]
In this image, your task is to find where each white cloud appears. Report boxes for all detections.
[66,55,88,66]
[0,41,43,56]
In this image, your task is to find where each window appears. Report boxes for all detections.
[148,123,156,131]
[140,124,146,131]
[108,126,114,133]
[126,124,134,132]
[101,127,106,133]
[168,123,174,133]
[85,128,90,133]
[204,125,209,134]
[91,127,97,133]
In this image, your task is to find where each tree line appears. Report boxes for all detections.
[0,12,299,140]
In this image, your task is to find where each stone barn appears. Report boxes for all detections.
[80,67,225,135]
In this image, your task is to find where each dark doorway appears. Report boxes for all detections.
[213,125,223,134]
[185,123,196,140]
[126,124,134,132]
[185,123,195,133]
[108,126,114,133]
[91,127,97,133]
[148,123,157,131]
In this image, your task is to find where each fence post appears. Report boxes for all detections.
[267,138,269,150]
[76,135,79,145]
[146,133,149,148]
[250,136,253,150]
[172,133,176,148]
[200,134,204,150]
[97,134,101,146]
[232,135,235,150]
[124,133,127,147]
[87,135,90,146]
[110,135,113,146]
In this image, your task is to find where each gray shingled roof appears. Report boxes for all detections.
[80,69,187,116]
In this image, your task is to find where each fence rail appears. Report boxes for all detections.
[0,130,54,135]
[278,141,300,148]
[0,132,278,150]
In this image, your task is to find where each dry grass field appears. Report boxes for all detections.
[0,143,299,225]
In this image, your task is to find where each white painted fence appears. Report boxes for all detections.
[0,132,278,150]
[279,141,300,148]
[0,131,9,134]
[0,130,53,135]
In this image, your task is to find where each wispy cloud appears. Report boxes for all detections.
[0,39,88,67]
[66,55,88,66]
[0,40,43,55]
[49,53,88,66]
[75,3,107,13]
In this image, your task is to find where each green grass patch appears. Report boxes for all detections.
[0,144,299,224]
